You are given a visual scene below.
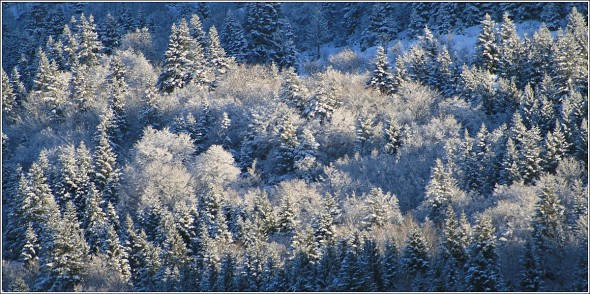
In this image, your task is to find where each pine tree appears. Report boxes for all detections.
[553,7,588,96]
[54,145,79,209]
[464,215,505,292]
[277,195,298,234]
[383,118,403,155]
[76,14,103,66]
[497,13,524,82]
[94,120,120,205]
[215,251,238,291]
[276,115,299,174]
[424,159,461,224]
[104,221,132,284]
[157,19,196,93]
[60,24,79,69]
[10,67,27,109]
[532,182,566,252]
[519,240,542,291]
[2,68,16,120]
[20,223,40,268]
[520,125,543,184]
[499,138,521,185]
[475,14,499,73]
[367,46,395,95]
[526,24,555,86]
[83,183,108,254]
[245,2,282,64]
[221,12,248,63]
[401,226,430,291]
[139,84,162,128]
[333,234,364,291]
[36,201,89,292]
[32,48,62,118]
[74,141,93,219]
[2,165,27,259]
[294,128,320,179]
[21,158,58,236]
[189,13,208,49]
[99,13,120,55]
[360,238,381,291]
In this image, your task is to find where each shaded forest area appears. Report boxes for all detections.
[1,2,588,292]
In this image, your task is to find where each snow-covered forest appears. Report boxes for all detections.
[1,2,588,292]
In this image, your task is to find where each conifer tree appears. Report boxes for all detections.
[2,68,16,120]
[20,223,40,268]
[408,3,430,38]
[363,187,402,229]
[221,12,247,63]
[544,121,570,172]
[401,226,430,291]
[333,234,364,291]
[526,24,555,86]
[245,2,282,64]
[215,251,238,291]
[21,158,57,236]
[10,67,27,109]
[189,14,208,50]
[139,85,162,129]
[424,159,461,224]
[278,195,298,234]
[106,55,128,142]
[532,183,566,252]
[74,142,93,219]
[464,215,505,292]
[519,240,542,291]
[499,138,522,185]
[383,118,403,155]
[104,221,132,284]
[69,58,92,113]
[498,13,524,82]
[367,46,395,95]
[276,115,299,174]
[275,20,298,70]
[362,3,399,49]
[76,14,103,66]
[380,239,398,291]
[304,79,341,124]
[475,14,499,72]
[207,25,233,90]
[280,67,307,114]
[157,19,197,93]
[94,124,120,204]
[83,183,108,254]
[99,13,121,55]
[36,201,89,292]
[442,207,469,265]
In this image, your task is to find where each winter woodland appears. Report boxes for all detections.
[1,2,588,292]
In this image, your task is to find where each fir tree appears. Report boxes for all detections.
[383,118,403,155]
[280,67,307,114]
[442,207,469,265]
[362,3,398,49]
[475,14,499,73]
[245,2,282,64]
[69,58,92,113]
[497,13,524,82]
[189,13,208,50]
[303,78,341,124]
[10,67,27,109]
[156,19,197,93]
[532,182,566,252]
[76,14,103,66]
[99,13,120,55]
[380,239,398,291]
[20,223,40,268]
[408,3,430,38]
[543,121,570,172]
[464,215,505,292]
[36,201,89,292]
[424,159,461,224]
[519,240,542,291]
[207,25,233,90]
[367,46,395,95]
[221,12,248,63]
[106,55,128,142]
[93,122,120,205]
[401,226,430,291]
[83,183,108,254]
[2,68,16,121]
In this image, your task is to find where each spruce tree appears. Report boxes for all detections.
[156,19,197,93]
[380,239,398,291]
[464,215,505,292]
[94,125,120,205]
[139,85,162,129]
[408,3,430,38]
[83,183,108,254]
[383,118,403,155]
[221,12,248,63]
[401,226,430,291]
[367,46,395,95]
[2,68,16,120]
[76,14,103,66]
[106,55,128,143]
[532,183,566,252]
[69,58,92,113]
[475,14,499,73]
[544,121,570,173]
[36,201,89,292]
[99,13,121,55]
[276,115,299,174]
[207,25,233,90]
[497,13,524,82]
[442,207,469,265]
[20,223,40,268]
[245,2,282,64]
[519,240,542,291]
[304,78,341,124]
[280,67,307,114]
[424,159,461,224]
